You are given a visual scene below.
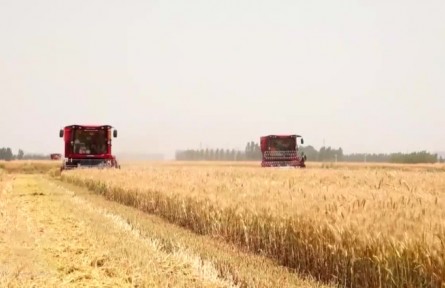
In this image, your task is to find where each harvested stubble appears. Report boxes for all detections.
[0,160,59,174]
[0,169,11,192]
[1,175,238,287]
[60,164,445,287]
[57,179,330,288]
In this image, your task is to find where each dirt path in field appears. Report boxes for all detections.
[0,175,235,287]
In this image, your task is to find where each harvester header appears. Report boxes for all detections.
[260,134,306,168]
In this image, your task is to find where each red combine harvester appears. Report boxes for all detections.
[260,135,306,168]
[50,153,62,160]
[59,124,120,171]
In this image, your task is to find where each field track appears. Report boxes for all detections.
[0,173,328,288]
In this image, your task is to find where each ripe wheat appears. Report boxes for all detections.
[59,163,445,287]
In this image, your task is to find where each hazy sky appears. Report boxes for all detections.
[1,0,444,157]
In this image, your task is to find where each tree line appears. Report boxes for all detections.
[176,141,263,161]
[300,146,440,164]
[1,143,441,164]
[0,147,49,161]
[176,142,443,164]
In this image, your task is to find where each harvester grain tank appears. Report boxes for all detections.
[260,134,306,168]
[59,124,120,171]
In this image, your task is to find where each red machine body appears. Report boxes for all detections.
[260,134,306,168]
[59,124,120,171]
[50,153,61,160]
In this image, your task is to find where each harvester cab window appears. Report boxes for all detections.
[73,129,107,155]
[269,138,295,151]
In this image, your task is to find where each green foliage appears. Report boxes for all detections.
[389,151,438,164]
[0,147,49,160]
[176,141,262,161]
[176,148,241,161]
[17,149,24,160]
[299,146,438,164]
[0,147,14,161]
[176,143,439,164]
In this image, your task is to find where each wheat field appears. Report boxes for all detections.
[1,162,330,288]
[2,160,445,286]
[57,161,445,287]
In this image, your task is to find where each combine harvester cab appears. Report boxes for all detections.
[59,124,121,171]
[260,135,307,168]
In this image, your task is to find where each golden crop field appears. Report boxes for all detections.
[0,161,330,288]
[58,161,445,287]
[2,160,445,287]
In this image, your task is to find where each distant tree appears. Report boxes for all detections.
[254,143,261,160]
[17,149,24,160]
[230,149,236,161]
[5,148,13,161]
[236,151,243,161]
[220,149,224,160]
[338,147,344,161]
[326,147,332,161]
[245,142,251,160]
[300,145,318,161]
[318,147,326,161]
